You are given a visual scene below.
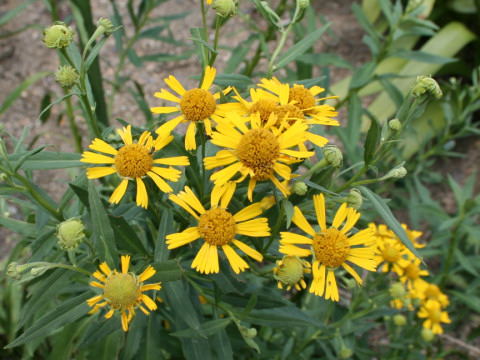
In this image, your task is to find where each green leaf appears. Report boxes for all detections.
[349,61,376,90]
[453,247,479,276]
[274,23,331,70]
[363,118,380,165]
[359,186,423,262]
[282,200,294,229]
[79,317,121,348]
[7,151,83,170]
[88,181,118,268]
[0,71,51,116]
[84,36,109,71]
[245,306,324,328]
[151,260,184,282]
[110,215,147,255]
[171,319,231,338]
[37,92,81,122]
[12,145,47,173]
[225,37,256,73]
[0,0,36,26]
[213,74,254,88]
[0,216,37,237]
[387,48,456,64]
[155,209,173,262]
[5,292,91,348]
[450,290,480,313]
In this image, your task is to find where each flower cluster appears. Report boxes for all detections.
[371,224,451,335]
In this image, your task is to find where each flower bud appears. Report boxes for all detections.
[7,262,22,279]
[393,314,407,326]
[297,0,310,9]
[31,265,49,277]
[274,256,310,291]
[388,119,401,131]
[412,76,442,99]
[421,328,435,342]
[42,21,75,49]
[97,17,115,36]
[389,283,406,299]
[323,145,343,168]
[56,218,85,251]
[55,65,79,89]
[338,347,353,359]
[291,181,307,196]
[212,0,238,17]
[381,167,407,181]
[346,188,362,210]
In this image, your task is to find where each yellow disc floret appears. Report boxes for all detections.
[236,128,280,180]
[103,273,140,310]
[115,144,153,178]
[180,88,216,121]
[288,85,316,110]
[250,99,278,123]
[382,244,401,263]
[198,207,237,246]
[405,263,420,280]
[312,228,350,269]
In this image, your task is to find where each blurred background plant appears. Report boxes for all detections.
[0,0,479,359]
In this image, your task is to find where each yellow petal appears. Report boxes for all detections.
[140,294,158,310]
[325,270,339,301]
[86,167,116,179]
[118,125,133,145]
[154,156,190,166]
[222,244,248,274]
[309,262,325,297]
[332,203,348,229]
[280,232,313,245]
[313,194,326,231]
[204,150,237,170]
[201,66,216,90]
[136,178,149,208]
[236,218,270,237]
[121,312,129,331]
[147,171,173,193]
[153,88,181,103]
[109,179,129,204]
[165,75,187,96]
[232,239,263,262]
[233,202,262,222]
[121,255,131,273]
[169,194,200,220]
[99,262,112,276]
[166,227,201,248]
[89,138,118,155]
[191,242,210,274]
[341,208,360,234]
[81,151,115,164]
[178,186,206,215]
[342,262,362,285]
[138,265,156,282]
[210,162,243,186]
[292,206,315,236]
[185,122,197,150]
[278,244,311,257]
[150,106,179,114]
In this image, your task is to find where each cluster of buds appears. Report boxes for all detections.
[412,75,442,99]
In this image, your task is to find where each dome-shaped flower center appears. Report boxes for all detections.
[382,245,400,263]
[429,308,442,323]
[425,284,440,299]
[289,85,316,110]
[115,144,153,178]
[250,99,278,123]
[236,128,280,180]
[274,104,305,123]
[275,256,305,285]
[405,263,420,280]
[103,273,140,309]
[180,88,216,121]
[312,228,350,269]
[198,207,237,246]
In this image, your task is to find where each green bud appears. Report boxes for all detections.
[412,297,421,307]
[57,218,85,251]
[297,0,310,9]
[346,188,362,210]
[389,283,406,299]
[247,328,257,338]
[42,21,75,49]
[274,256,307,288]
[421,328,435,342]
[323,145,343,168]
[55,65,79,89]
[7,262,22,279]
[31,265,49,277]
[212,0,238,17]
[393,314,407,326]
[338,347,353,359]
[291,181,308,196]
[381,167,407,181]
[412,76,442,99]
[97,17,115,36]
[388,119,401,131]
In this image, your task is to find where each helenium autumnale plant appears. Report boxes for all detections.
[3,0,476,359]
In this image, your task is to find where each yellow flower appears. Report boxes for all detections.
[279,194,377,301]
[399,257,429,290]
[417,281,450,308]
[151,66,230,150]
[204,112,313,200]
[417,301,451,334]
[80,125,189,208]
[273,255,311,291]
[166,184,270,274]
[87,255,161,332]
[370,223,408,274]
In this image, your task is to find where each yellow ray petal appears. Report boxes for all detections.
[138,265,156,282]
[81,151,115,164]
[332,203,348,229]
[89,138,118,155]
[136,178,148,208]
[204,150,237,169]
[121,312,129,331]
[313,194,326,231]
[325,270,339,301]
[121,255,131,273]
[147,170,173,193]
[87,294,103,306]
[99,262,111,276]
[166,227,201,248]
[150,106,179,114]
[273,162,291,180]
[154,156,190,166]
[185,122,197,150]
[210,162,243,186]
[280,232,313,245]
[153,89,181,103]
[292,206,315,236]
[141,283,161,292]
[305,132,329,148]
[140,294,158,310]
[341,208,360,234]
[178,187,206,215]
[236,218,270,237]
[310,262,326,297]
[191,242,210,274]
[109,179,129,204]
[169,194,200,220]
[118,125,133,145]
[165,75,186,96]
[278,244,311,257]
[150,166,182,181]
[232,239,263,262]
[233,202,262,222]
[86,167,116,179]
[155,116,184,135]
[201,66,216,90]
[219,181,236,208]
[222,244,248,274]
[342,262,363,285]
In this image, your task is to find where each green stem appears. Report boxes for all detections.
[13,173,64,221]
[208,16,222,66]
[64,94,82,152]
[296,159,328,182]
[440,220,463,289]
[263,204,285,254]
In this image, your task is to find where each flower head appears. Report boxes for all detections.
[55,65,79,89]
[56,218,85,250]
[280,194,377,301]
[151,66,230,150]
[81,125,189,208]
[166,184,270,274]
[273,255,311,291]
[87,255,161,331]
[204,112,313,200]
[417,301,451,334]
[42,21,74,49]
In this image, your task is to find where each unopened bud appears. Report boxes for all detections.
[42,21,75,49]
[412,76,442,99]
[7,262,22,279]
[389,119,401,131]
[389,283,406,299]
[323,145,343,168]
[55,65,79,89]
[31,265,49,277]
[393,314,407,326]
[421,328,435,342]
[57,218,85,251]
[346,188,362,210]
[291,181,307,196]
[212,0,238,17]
[338,347,353,359]
[97,17,115,36]
[274,256,309,291]
[381,167,407,181]
[297,0,310,9]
